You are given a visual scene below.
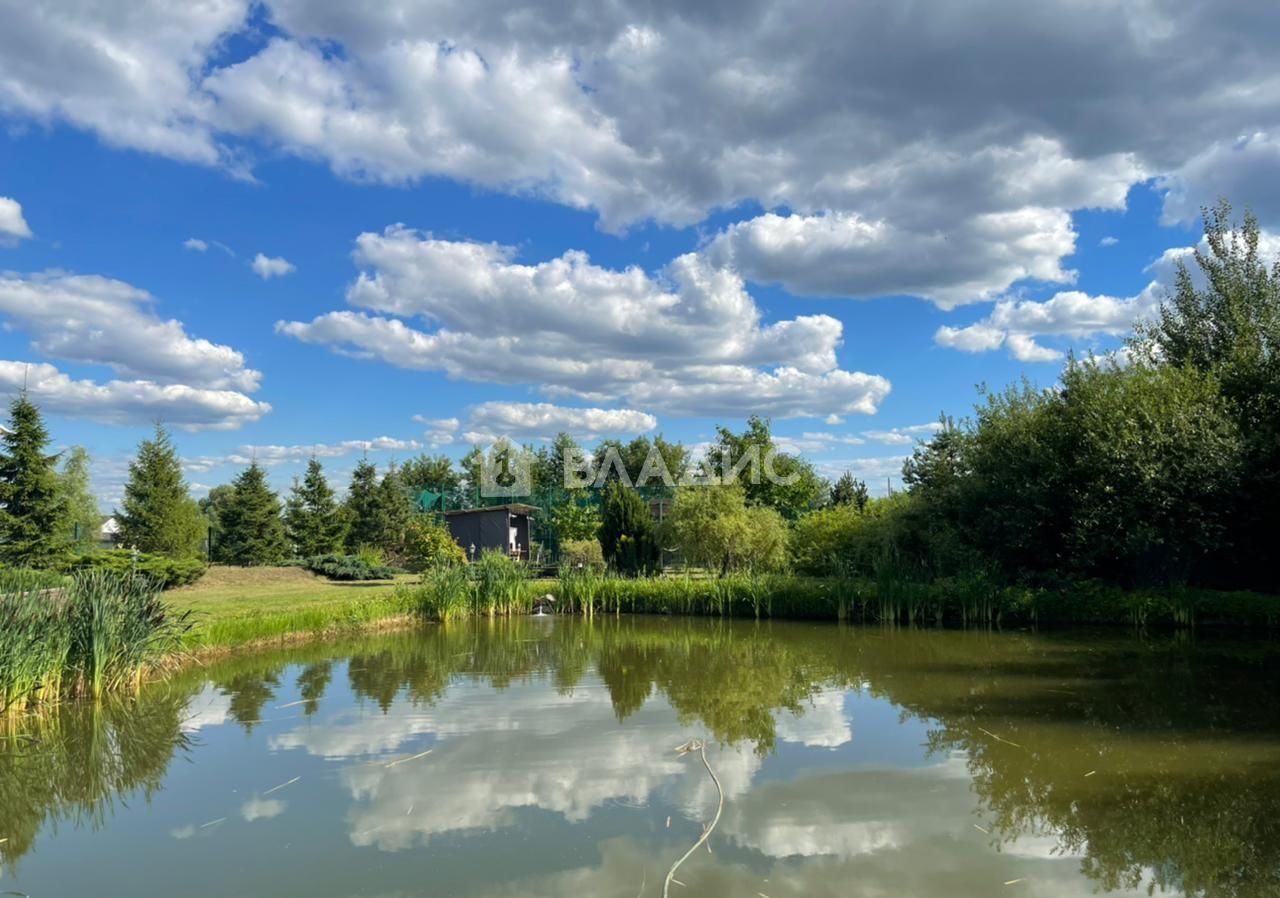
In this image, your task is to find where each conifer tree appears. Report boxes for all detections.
[284,458,343,558]
[599,481,659,575]
[216,461,287,566]
[0,392,66,568]
[376,462,413,559]
[119,423,205,559]
[344,458,383,551]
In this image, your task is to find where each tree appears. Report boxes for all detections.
[1132,199,1280,590]
[0,392,66,567]
[665,484,786,574]
[831,472,869,511]
[119,423,204,559]
[58,446,100,552]
[284,458,343,558]
[216,462,287,566]
[598,481,659,575]
[399,454,462,509]
[706,416,826,518]
[549,490,601,543]
[343,459,383,551]
[200,484,234,532]
[377,462,414,560]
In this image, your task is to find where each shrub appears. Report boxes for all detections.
[60,550,207,590]
[402,517,467,571]
[559,538,605,571]
[305,552,394,581]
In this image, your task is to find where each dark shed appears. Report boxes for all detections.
[444,503,539,562]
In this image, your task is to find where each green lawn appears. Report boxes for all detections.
[168,566,420,650]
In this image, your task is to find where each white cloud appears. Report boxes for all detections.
[414,415,461,447]
[0,196,32,242]
[1099,236,1119,247]
[251,253,295,279]
[862,422,944,446]
[0,360,271,430]
[465,402,657,442]
[183,237,208,252]
[935,289,1161,362]
[279,227,889,420]
[812,455,912,495]
[5,0,1278,309]
[0,271,262,391]
[703,199,1081,309]
[184,436,423,471]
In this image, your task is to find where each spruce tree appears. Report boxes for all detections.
[0,392,67,568]
[216,461,287,566]
[376,462,413,560]
[344,459,383,552]
[119,424,205,559]
[284,458,343,558]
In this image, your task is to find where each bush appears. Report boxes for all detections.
[559,538,605,571]
[60,550,207,590]
[305,553,395,581]
[401,517,467,571]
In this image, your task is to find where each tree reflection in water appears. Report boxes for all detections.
[2,619,1278,896]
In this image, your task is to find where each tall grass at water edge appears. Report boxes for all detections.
[0,570,191,714]
[401,562,1280,630]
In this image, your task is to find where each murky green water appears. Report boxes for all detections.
[3,618,1279,897]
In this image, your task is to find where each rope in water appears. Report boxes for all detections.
[661,739,725,898]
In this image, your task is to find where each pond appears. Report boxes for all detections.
[3,617,1279,898]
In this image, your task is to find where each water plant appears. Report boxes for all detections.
[0,569,191,714]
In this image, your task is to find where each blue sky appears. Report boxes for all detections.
[1,1,1275,507]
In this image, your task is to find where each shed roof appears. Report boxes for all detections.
[443,503,540,517]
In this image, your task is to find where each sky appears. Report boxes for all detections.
[1,0,1278,508]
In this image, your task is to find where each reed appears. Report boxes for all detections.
[0,570,191,714]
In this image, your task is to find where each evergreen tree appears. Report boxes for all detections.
[119,424,205,559]
[216,462,287,566]
[0,392,67,568]
[376,462,413,560]
[284,458,343,558]
[58,446,101,551]
[344,459,383,551]
[598,481,659,575]
[829,472,871,512]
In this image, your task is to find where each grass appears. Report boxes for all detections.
[167,565,418,649]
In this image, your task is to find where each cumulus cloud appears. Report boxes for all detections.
[184,436,423,471]
[0,360,271,430]
[280,227,889,420]
[703,200,1080,309]
[251,253,295,279]
[0,271,262,391]
[464,402,657,442]
[926,225,1280,363]
[0,196,32,242]
[936,290,1157,363]
[4,1,1279,308]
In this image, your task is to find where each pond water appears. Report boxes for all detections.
[3,617,1279,898]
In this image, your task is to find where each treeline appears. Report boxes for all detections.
[795,201,1280,596]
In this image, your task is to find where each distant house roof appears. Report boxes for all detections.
[99,516,121,536]
[443,503,540,517]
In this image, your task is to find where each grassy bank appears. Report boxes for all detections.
[168,566,418,649]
